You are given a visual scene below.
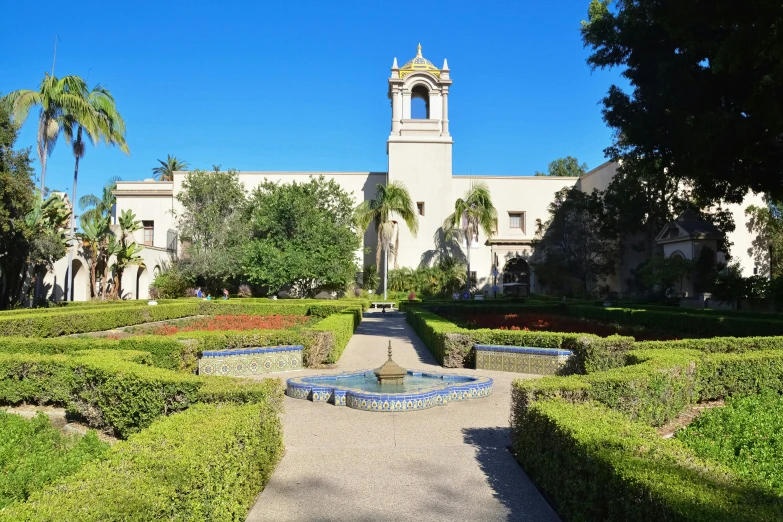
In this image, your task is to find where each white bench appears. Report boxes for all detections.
[370,302,396,310]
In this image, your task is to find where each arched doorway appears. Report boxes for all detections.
[135,267,149,300]
[70,260,88,302]
[501,257,530,297]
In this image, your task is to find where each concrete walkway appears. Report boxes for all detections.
[246,316,560,522]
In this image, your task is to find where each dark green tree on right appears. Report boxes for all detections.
[582,0,783,203]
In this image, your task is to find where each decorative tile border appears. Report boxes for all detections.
[286,370,493,412]
[475,345,571,375]
[199,345,303,376]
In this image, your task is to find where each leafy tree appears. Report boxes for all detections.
[354,181,418,299]
[63,84,128,300]
[0,98,36,309]
[24,191,69,303]
[745,197,783,279]
[362,264,379,292]
[3,74,93,191]
[175,167,248,292]
[534,156,588,177]
[152,154,188,181]
[109,209,144,298]
[149,262,194,299]
[636,254,692,297]
[581,0,783,203]
[79,179,120,297]
[712,262,748,310]
[531,187,619,297]
[242,176,360,297]
[443,182,497,292]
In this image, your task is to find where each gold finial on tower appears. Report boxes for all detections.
[417,43,422,56]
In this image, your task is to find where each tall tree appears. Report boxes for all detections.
[354,181,418,300]
[175,167,248,292]
[243,176,360,297]
[152,155,188,181]
[3,74,92,191]
[534,156,589,177]
[443,182,498,292]
[745,197,783,279]
[79,179,120,297]
[582,0,783,203]
[109,209,144,298]
[531,187,619,297]
[77,214,111,299]
[63,84,129,301]
[0,97,36,309]
[24,191,69,302]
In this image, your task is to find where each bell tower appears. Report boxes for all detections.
[387,44,453,269]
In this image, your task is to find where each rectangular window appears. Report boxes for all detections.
[509,212,525,232]
[143,221,154,246]
[417,202,425,216]
[469,271,477,286]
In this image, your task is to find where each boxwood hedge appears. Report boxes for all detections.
[511,346,783,521]
[405,308,634,371]
[0,401,283,522]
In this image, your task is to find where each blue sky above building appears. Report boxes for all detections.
[2,0,626,197]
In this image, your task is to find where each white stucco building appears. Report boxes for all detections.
[45,45,763,301]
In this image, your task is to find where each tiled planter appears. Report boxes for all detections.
[475,345,572,375]
[199,345,303,376]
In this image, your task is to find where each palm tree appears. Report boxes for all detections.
[109,209,144,298]
[152,155,188,181]
[354,181,418,300]
[3,74,92,191]
[79,179,120,298]
[63,84,129,301]
[443,182,498,293]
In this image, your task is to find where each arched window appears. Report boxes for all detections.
[501,257,530,297]
[411,84,430,119]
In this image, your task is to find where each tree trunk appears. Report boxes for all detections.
[383,246,388,301]
[465,227,471,293]
[66,131,81,301]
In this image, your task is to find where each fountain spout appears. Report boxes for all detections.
[374,341,406,385]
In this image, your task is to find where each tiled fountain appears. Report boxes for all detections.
[286,341,493,412]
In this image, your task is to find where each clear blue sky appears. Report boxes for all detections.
[2,0,625,198]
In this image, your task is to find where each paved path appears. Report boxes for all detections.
[246,316,560,522]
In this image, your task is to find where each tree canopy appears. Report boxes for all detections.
[242,176,360,296]
[582,0,783,203]
[534,156,589,177]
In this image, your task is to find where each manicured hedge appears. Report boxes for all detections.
[406,308,634,371]
[0,349,285,438]
[0,299,368,338]
[2,401,283,521]
[0,302,201,337]
[514,398,783,522]
[309,308,362,364]
[567,304,783,337]
[635,335,783,354]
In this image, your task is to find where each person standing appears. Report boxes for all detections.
[196,287,203,299]
[222,288,229,300]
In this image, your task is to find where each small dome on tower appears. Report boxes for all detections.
[400,44,441,78]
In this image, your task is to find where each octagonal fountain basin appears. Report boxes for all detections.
[286,370,493,412]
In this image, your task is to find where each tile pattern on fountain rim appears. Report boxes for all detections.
[199,345,303,376]
[475,346,571,375]
[474,345,573,356]
[286,370,493,411]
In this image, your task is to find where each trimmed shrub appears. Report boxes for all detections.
[309,308,362,364]
[3,402,283,521]
[0,412,110,509]
[406,308,634,371]
[0,303,200,337]
[514,398,783,522]
[0,350,202,438]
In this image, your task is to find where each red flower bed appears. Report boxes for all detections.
[447,312,678,341]
[151,315,308,335]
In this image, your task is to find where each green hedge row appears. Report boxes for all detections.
[566,304,783,337]
[405,308,634,371]
[1,401,283,521]
[513,347,783,427]
[0,303,201,337]
[309,308,362,364]
[514,398,783,522]
[0,349,284,438]
[0,299,368,338]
